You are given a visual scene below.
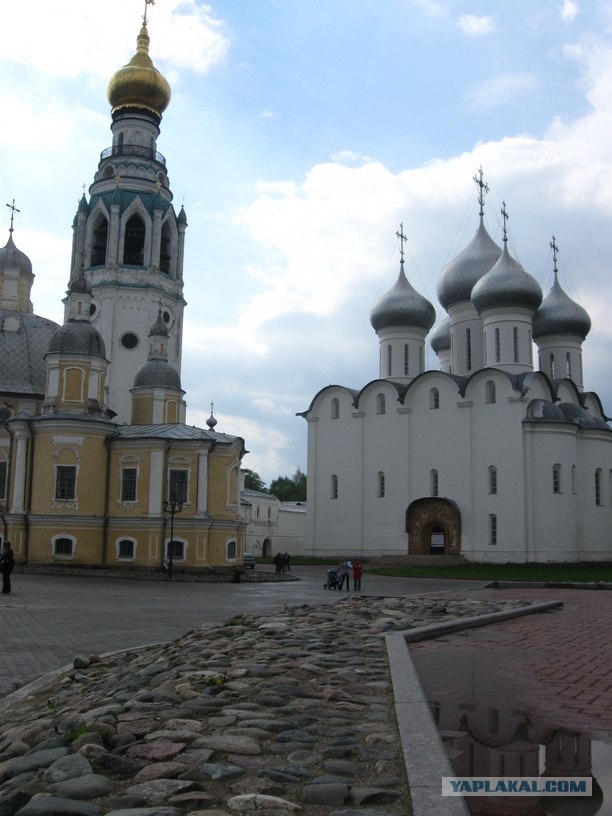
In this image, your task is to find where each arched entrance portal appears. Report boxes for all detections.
[406,498,461,555]
[262,538,272,558]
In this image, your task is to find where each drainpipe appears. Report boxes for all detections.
[102,434,114,567]
[161,441,171,569]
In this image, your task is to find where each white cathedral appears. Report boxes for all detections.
[301,178,612,563]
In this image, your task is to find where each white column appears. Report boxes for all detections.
[11,427,30,513]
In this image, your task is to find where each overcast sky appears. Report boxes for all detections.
[1,0,612,485]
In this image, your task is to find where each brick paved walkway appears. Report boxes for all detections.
[411,587,612,740]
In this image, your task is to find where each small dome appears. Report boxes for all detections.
[177,205,188,226]
[437,219,501,309]
[48,321,105,357]
[133,360,181,390]
[471,243,542,313]
[0,233,33,276]
[149,310,168,338]
[69,274,92,295]
[107,23,171,119]
[370,264,435,332]
[430,315,451,353]
[532,275,591,340]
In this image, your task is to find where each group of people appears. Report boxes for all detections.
[1,541,14,594]
[273,552,291,574]
[336,558,363,591]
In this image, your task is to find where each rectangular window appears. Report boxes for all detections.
[55,466,76,500]
[466,328,472,370]
[169,469,188,503]
[387,345,392,377]
[121,468,137,501]
[513,327,519,362]
[404,344,409,376]
[495,328,501,362]
[565,352,572,378]
[54,537,74,557]
[550,353,555,379]
[0,461,7,500]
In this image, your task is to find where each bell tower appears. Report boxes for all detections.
[68,5,187,424]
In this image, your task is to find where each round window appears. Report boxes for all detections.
[163,310,171,324]
[120,332,139,350]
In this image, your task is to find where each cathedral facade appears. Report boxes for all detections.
[301,185,612,563]
[0,15,246,573]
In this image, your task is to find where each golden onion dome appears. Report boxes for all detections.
[107,23,171,118]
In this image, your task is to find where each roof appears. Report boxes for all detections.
[115,422,244,446]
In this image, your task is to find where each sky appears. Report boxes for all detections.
[1,0,612,486]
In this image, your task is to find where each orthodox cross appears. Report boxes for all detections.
[5,199,19,233]
[473,166,489,217]
[396,223,407,264]
[500,201,509,242]
[143,0,155,24]
[550,235,559,279]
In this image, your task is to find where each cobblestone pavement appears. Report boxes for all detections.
[0,570,485,696]
[0,594,534,816]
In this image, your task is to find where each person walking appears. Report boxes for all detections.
[1,540,15,594]
[336,560,352,591]
[352,558,363,591]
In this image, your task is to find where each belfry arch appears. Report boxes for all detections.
[406,497,461,555]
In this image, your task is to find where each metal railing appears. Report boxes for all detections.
[100,145,166,166]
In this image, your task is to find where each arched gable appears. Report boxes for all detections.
[298,385,360,419]
[554,378,582,406]
[581,391,610,422]
[464,367,522,404]
[354,378,405,412]
[403,370,465,413]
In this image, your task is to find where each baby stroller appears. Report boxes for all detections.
[324,568,342,590]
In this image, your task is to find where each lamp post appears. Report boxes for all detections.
[162,494,183,580]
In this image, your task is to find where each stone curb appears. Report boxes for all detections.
[484,580,612,590]
[386,600,563,816]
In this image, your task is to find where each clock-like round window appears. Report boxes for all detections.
[120,332,139,350]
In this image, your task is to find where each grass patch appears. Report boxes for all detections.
[368,562,612,582]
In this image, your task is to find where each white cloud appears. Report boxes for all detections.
[457,14,497,36]
[463,73,540,111]
[561,0,579,24]
[0,0,228,81]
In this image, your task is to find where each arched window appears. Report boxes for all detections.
[166,538,185,562]
[387,345,392,376]
[160,221,172,274]
[331,474,338,500]
[553,464,562,494]
[53,535,75,558]
[431,469,439,497]
[226,540,237,561]
[376,393,386,415]
[116,538,136,560]
[550,353,556,379]
[485,380,496,404]
[91,215,108,266]
[572,464,577,495]
[123,214,146,265]
[565,352,572,378]
[488,465,498,495]
[430,387,440,410]
[403,344,409,376]
[495,328,501,362]
[595,468,602,506]
[489,514,497,545]
[377,471,385,498]
[331,398,340,419]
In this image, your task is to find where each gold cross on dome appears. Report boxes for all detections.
[143,0,155,24]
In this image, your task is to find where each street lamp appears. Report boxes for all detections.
[162,494,183,580]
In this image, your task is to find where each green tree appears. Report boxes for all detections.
[243,469,268,492]
[269,468,306,502]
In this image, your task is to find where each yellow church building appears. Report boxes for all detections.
[0,12,247,575]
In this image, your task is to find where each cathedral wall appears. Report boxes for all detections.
[304,388,364,557]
